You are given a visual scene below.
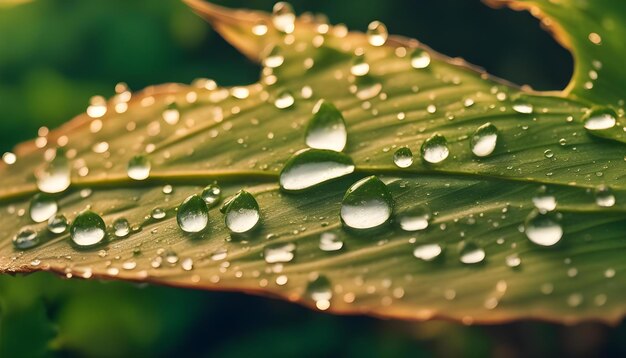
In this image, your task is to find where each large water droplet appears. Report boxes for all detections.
[13,228,39,250]
[127,155,151,181]
[470,123,498,157]
[319,232,343,252]
[421,133,449,164]
[264,242,296,263]
[525,210,563,246]
[279,148,355,192]
[393,147,413,168]
[595,185,615,207]
[459,242,485,264]
[70,211,107,248]
[305,100,347,152]
[29,193,58,223]
[350,54,369,76]
[397,205,430,231]
[177,195,209,233]
[413,243,442,261]
[222,190,260,234]
[341,176,394,230]
[263,46,285,68]
[113,218,130,238]
[202,183,222,207]
[306,275,333,310]
[367,21,388,46]
[36,149,71,193]
[48,214,68,234]
[583,107,616,131]
[410,49,431,69]
[272,2,295,34]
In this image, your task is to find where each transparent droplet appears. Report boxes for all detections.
[264,242,296,263]
[396,205,430,231]
[421,133,449,164]
[512,99,533,114]
[70,211,107,248]
[151,208,166,220]
[127,155,151,181]
[505,253,521,268]
[177,195,209,233]
[306,275,332,310]
[470,123,498,157]
[341,176,394,230]
[36,149,71,193]
[594,185,615,207]
[413,243,442,261]
[367,21,388,46]
[532,186,557,212]
[162,103,180,125]
[29,193,58,223]
[459,242,485,264]
[263,46,285,68]
[113,218,130,238]
[393,147,413,168]
[279,148,355,192]
[319,232,343,252]
[222,190,260,234]
[252,20,268,36]
[48,214,68,234]
[181,257,194,271]
[201,183,222,207]
[525,210,563,246]
[355,81,382,100]
[305,100,347,152]
[272,2,295,34]
[350,54,370,76]
[410,49,431,69]
[583,107,616,131]
[274,90,295,109]
[13,228,39,250]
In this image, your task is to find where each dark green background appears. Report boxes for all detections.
[0,0,623,357]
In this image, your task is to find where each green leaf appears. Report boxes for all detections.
[0,0,625,324]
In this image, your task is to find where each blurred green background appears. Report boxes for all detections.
[0,0,623,357]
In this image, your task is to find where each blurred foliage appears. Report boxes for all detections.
[0,0,623,357]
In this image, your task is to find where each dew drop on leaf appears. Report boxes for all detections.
[222,190,261,234]
[306,275,333,310]
[113,218,130,238]
[396,205,430,231]
[511,99,533,114]
[127,155,151,181]
[279,148,355,192]
[274,90,295,109]
[506,253,521,268]
[272,1,295,34]
[367,21,387,46]
[583,107,616,131]
[305,100,347,152]
[201,183,222,207]
[393,147,413,168]
[263,45,285,68]
[151,208,166,220]
[524,210,563,246]
[350,53,370,76]
[319,232,343,252]
[470,123,498,157]
[162,103,180,125]
[263,242,296,263]
[410,49,431,69]
[47,214,68,234]
[532,186,557,212]
[459,242,485,264]
[594,185,615,207]
[176,195,209,233]
[29,193,58,223]
[70,211,107,248]
[413,243,442,261]
[421,133,449,164]
[341,176,394,230]
[13,228,39,250]
[36,149,71,194]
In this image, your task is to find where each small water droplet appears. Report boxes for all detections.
[181,257,194,271]
[263,46,285,68]
[70,211,107,248]
[512,99,533,114]
[421,133,449,164]
[367,21,388,46]
[177,195,209,233]
[36,149,71,193]
[393,147,413,168]
[279,148,355,192]
[29,193,58,223]
[113,218,130,238]
[413,243,442,261]
[222,190,261,234]
[594,185,615,207]
[274,90,295,109]
[162,103,180,125]
[264,242,296,263]
[201,183,222,207]
[506,253,521,268]
[470,123,498,157]
[127,155,151,181]
[525,210,563,246]
[319,232,343,251]
[13,228,39,250]
[459,242,485,264]
[397,205,430,231]
[341,176,394,230]
[544,149,554,159]
[410,49,431,69]
[532,186,557,212]
[350,54,370,76]
[306,275,332,310]
[272,2,295,34]
[48,214,68,234]
[583,107,616,131]
[151,208,166,220]
[305,100,347,152]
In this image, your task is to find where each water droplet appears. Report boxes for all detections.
[151,208,166,220]
[222,190,261,234]
[355,81,382,100]
[264,242,296,263]
[165,250,179,264]
[413,243,442,261]
[48,214,68,234]
[13,228,39,250]
[162,103,180,125]
[532,186,557,212]
[350,54,369,76]
[113,218,130,238]
[319,232,343,251]
[544,149,554,159]
[252,20,268,36]
[470,123,498,157]
[393,147,413,168]
[29,193,58,223]
[201,183,222,207]
[2,152,16,165]
[594,185,615,207]
[512,99,533,114]
[367,21,388,46]
[506,253,521,268]
[396,205,430,231]
[181,257,194,271]
[341,176,394,230]
[525,210,563,246]
[459,242,485,264]
[410,49,431,69]
[272,2,295,34]
[70,211,107,248]
[127,155,151,181]
[306,275,332,310]
[279,148,355,192]
[583,107,616,131]
[305,100,347,152]
[177,195,209,233]
[421,133,449,164]
[274,90,295,109]
[36,149,71,193]
[263,46,285,68]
